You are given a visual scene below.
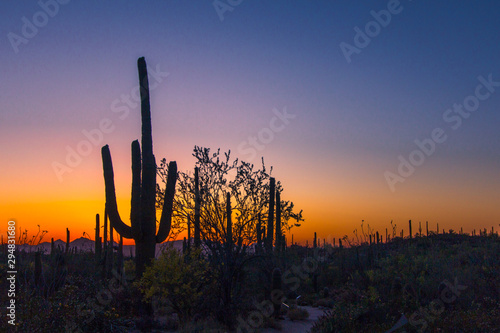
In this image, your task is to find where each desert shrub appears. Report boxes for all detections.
[123,258,135,277]
[263,315,283,330]
[137,247,214,324]
[311,235,500,332]
[287,307,310,321]
[14,274,131,332]
[314,297,334,308]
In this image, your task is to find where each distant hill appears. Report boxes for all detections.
[16,238,184,257]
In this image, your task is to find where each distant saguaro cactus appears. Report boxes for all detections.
[266,177,275,253]
[95,214,101,263]
[102,57,177,279]
[194,167,201,248]
[256,213,262,254]
[275,189,281,252]
[65,228,70,253]
[312,232,318,293]
[226,192,232,250]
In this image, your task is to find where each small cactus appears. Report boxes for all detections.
[65,228,70,253]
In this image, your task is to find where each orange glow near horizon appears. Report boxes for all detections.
[1,155,499,247]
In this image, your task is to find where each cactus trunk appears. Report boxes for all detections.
[187,214,191,253]
[107,216,114,278]
[65,228,70,253]
[256,213,262,254]
[95,214,101,261]
[194,167,201,248]
[266,178,275,253]
[226,193,232,250]
[275,189,281,252]
[409,220,412,239]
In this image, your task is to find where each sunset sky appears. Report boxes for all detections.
[1,1,499,245]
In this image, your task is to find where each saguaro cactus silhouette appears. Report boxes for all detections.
[275,189,281,252]
[65,228,70,253]
[266,177,275,253]
[101,57,177,279]
[409,220,412,240]
[194,167,201,248]
[95,213,102,268]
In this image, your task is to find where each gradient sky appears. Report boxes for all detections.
[1,1,499,245]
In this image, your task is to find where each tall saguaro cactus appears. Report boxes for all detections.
[226,192,232,249]
[194,167,201,248]
[95,214,101,266]
[409,220,412,240]
[266,177,275,253]
[66,228,70,253]
[101,57,177,279]
[275,189,281,252]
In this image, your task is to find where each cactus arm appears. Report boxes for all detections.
[156,161,177,243]
[101,145,134,239]
[130,140,142,240]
